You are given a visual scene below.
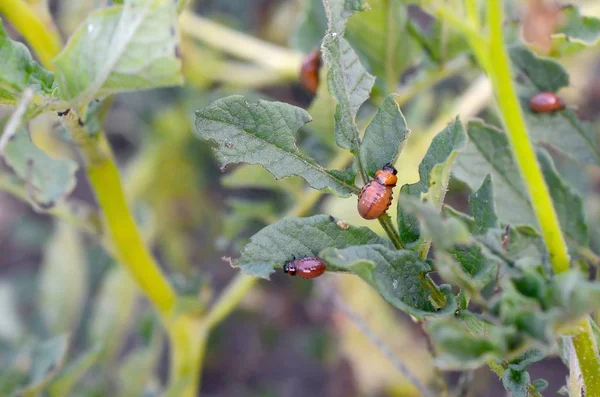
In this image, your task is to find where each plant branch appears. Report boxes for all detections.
[203,273,257,330]
[60,113,177,318]
[179,11,303,80]
[0,0,62,69]
[378,214,404,249]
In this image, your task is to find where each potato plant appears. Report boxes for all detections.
[1,0,600,396]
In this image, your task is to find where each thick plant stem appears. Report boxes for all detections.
[485,1,570,274]
[572,317,600,396]
[0,0,62,69]
[168,316,206,397]
[62,118,199,393]
[86,151,177,316]
[62,116,177,318]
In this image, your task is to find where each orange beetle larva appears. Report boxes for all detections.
[357,164,398,220]
[283,256,327,279]
[529,92,565,113]
[299,50,321,94]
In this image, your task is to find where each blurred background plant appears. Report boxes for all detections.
[0,0,599,396]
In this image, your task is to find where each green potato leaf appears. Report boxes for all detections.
[321,0,374,153]
[537,149,588,247]
[360,94,410,177]
[469,175,500,235]
[235,214,391,279]
[454,120,534,226]
[195,95,358,196]
[397,117,467,245]
[502,368,530,397]
[53,0,183,104]
[321,244,456,319]
[322,34,375,153]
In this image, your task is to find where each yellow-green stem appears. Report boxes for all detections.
[168,316,206,397]
[64,120,194,393]
[0,0,62,69]
[203,274,258,330]
[61,121,178,317]
[86,153,177,316]
[485,1,570,273]
[485,0,598,393]
[572,317,600,396]
[378,215,404,250]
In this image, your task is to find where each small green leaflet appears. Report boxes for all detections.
[469,175,500,235]
[2,128,78,207]
[195,96,358,196]
[360,94,410,177]
[537,149,588,247]
[321,244,456,319]
[322,35,375,153]
[53,0,183,104]
[397,117,466,245]
[235,215,391,279]
[502,369,530,397]
[321,0,375,154]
